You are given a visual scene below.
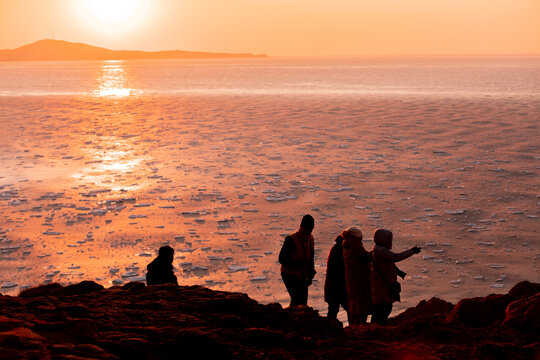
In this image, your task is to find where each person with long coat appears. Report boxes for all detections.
[370,229,420,325]
[342,227,372,324]
[324,235,348,319]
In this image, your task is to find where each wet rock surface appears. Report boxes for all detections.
[0,281,538,359]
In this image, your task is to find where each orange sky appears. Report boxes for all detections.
[1,0,539,56]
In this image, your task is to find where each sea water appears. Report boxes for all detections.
[0,57,539,322]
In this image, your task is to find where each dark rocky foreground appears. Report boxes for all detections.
[0,281,538,360]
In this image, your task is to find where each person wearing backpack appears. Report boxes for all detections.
[370,229,420,325]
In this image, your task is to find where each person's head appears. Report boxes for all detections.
[341,227,363,240]
[158,245,175,263]
[300,214,315,235]
[374,229,393,249]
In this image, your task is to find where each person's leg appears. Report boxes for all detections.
[371,304,384,325]
[371,303,393,325]
[380,303,393,325]
[298,281,308,305]
[282,273,298,305]
[327,302,339,318]
[349,313,368,325]
[357,313,368,324]
[282,273,304,305]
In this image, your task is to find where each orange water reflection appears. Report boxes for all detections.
[72,136,149,193]
[94,60,140,97]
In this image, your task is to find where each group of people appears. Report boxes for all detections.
[278,214,421,325]
[146,213,420,326]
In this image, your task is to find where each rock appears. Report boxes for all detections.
[0,280,538,358]
[0,327,46,359]
[240,328,299,349]
[0,316,30,332]
[503,293,540,333]
[507,280,540,299]
[121,281,146,292]
[390,297,454,326]
[75,343,115,359]
[445,294,510,327]
[62,281,104,295]
[19,283,63,298]
[175,328,231,359]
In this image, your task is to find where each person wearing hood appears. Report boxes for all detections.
[342,227,372,324]
[278,214,316,306]
[324,235,348,319]
[370,229,420,325]
[146,246,178,286]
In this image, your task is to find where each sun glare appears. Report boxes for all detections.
[78,0,151,31]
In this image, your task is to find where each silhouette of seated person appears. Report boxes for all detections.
[146,246,178,286]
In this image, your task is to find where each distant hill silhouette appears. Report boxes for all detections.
[0,39,267,61]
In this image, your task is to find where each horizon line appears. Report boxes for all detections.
[3,38,540,58]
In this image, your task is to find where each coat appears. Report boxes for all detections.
[279,230,315,281]
[146,256,178,286]
[370,230,414,304]
[342,235,372,316]
[324,236,347,305]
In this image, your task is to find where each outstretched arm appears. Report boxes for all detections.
[378,247,414,263]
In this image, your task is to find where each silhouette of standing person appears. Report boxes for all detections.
[146,245,178,286]
[324,234,348,319]
[342,227,372,324]
[370,229,420,325]
[279,214,316,306]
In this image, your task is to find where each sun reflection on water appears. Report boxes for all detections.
[72,136,149,193]
[94,60,140,97]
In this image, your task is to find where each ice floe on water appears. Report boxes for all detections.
[227,265,248,272]
[445,209,466,215]
[0,91,538,318]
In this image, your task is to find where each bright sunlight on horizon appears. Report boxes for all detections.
[0,0,539,56]
[76,0,151,33]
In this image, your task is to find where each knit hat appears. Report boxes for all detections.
[341,226,363,239]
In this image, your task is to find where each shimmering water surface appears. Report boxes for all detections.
[0,57,539,322]
[1,57,540,98]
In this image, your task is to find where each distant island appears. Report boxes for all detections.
[0,39,267,61]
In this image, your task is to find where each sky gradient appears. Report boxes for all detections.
[1,0,539,56]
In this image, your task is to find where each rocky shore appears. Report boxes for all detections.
[1,281,538,359]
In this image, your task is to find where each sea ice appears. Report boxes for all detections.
[445,209,466,215]
[134,203,152,208]
[227,265,249,272]
[191,265,209,271]
[1,283,18,289]
[121,271,139,278]
[136,252,152,257]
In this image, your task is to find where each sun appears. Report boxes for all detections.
[78,0,151,30]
